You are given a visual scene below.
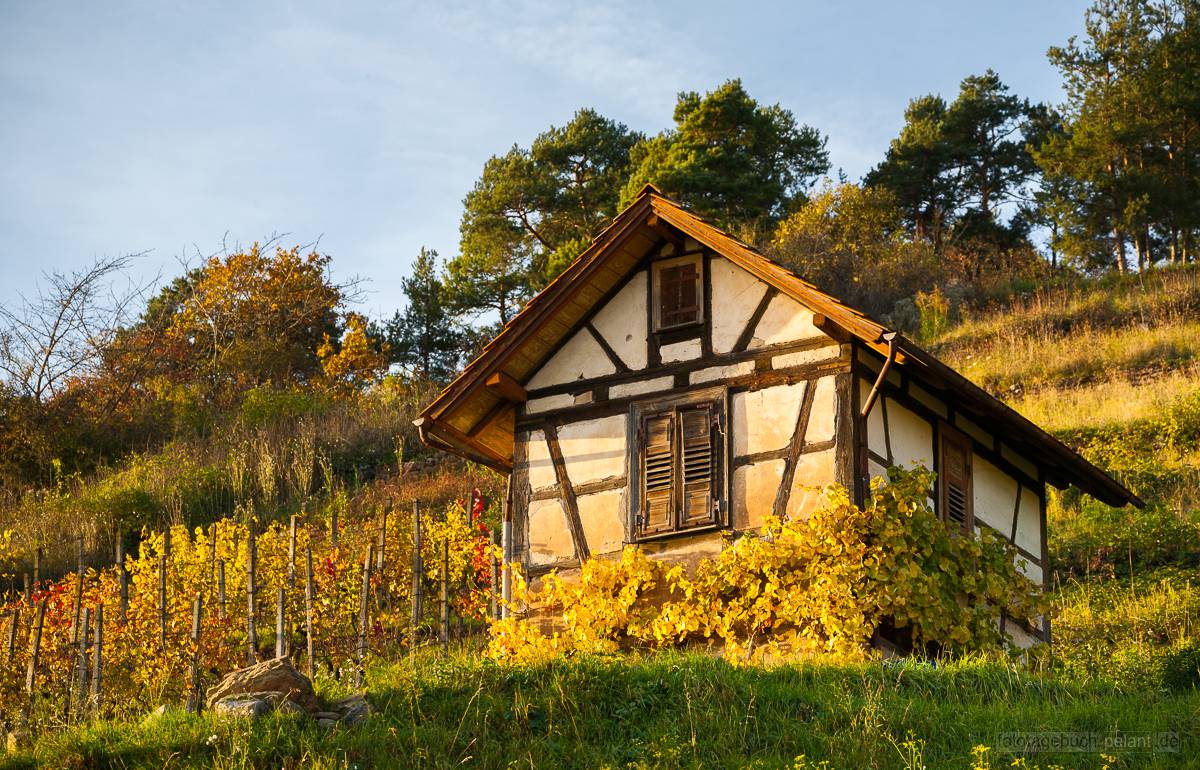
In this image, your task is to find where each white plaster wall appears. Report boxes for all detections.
[576,488,626,556]
[527,328,616,390]
[525,430,558,492]
[785,448,837,521]
[886,398,934,470]
[710,256,768,353]
[528,498,574,564]
[772,345,840,370]
[525,393,575,414]
[732,459,784,530]
[805,375,838,444]
[661,338,702,363]
[610,376,674,399]
[972,455,1017,533]
[591,271,648,370]
[691,361,754,385]
[747,294,823,349]
[732,381,807,456]
[860,379,887,459]
[557,414,627,485]
[1015,485,1042,556]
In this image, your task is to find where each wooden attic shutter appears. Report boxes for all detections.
[639,413,675,536]
[658,260,700,329]
[940,427,973,532]
[679,404,717,529]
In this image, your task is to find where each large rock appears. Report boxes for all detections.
[205,657,319,714]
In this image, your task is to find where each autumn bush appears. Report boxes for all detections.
[489,468,1045,665]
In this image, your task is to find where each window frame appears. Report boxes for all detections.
[627,386,729,543]
[937,422,974,534]
[651,253,705,332]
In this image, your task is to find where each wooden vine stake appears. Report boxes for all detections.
[217,559,227,620]
[90,603,103,716]
[410,501,422,637]
[158,552,167,650]
[304,544,315,679]
[69,537,84,644]
[275,587,286,659]
[25,598,46,719]
[439,538,449,653]
[356,545,372,687]
[187,594,203,713]
[116,537,129,623]
[5,607,18,665]
[246,523,258,665]
[490,531,501,621]
[74,607,90,721]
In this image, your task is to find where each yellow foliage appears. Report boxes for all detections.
[490,467,1046,665]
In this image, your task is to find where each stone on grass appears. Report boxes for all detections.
[333,694,371,726]
[317,718,338,730]
[212,693,277,719]
[205,657,319,714]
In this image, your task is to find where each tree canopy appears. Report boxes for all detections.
[621,80,830,239]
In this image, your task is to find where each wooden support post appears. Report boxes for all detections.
[304,544,315,679]
[356,545,372,687]
[116,537,129,623]
[90,603,103,716]
[22,572,30,607]
[208,525,218,593]
[247,525,257,665]
[187,594,202,713]
[158,552,167,650]
[439,539,449,652]
[5,607,18,665]
[75,607,90,721]
[376,510,387,573]
[32,547,41,591]
[275,587,286,659]
[217,559,227,620]
[410,501,422,634]
[331,507,339,550]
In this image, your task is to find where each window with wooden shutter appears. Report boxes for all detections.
[653,255,703,331]
[939,425,973,532]
[634,394,724,540]
[640,413,675,536]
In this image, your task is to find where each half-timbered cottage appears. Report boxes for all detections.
[415,185,1141,648]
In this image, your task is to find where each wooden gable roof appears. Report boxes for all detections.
[415,185,1142,508]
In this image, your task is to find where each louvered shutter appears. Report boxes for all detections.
[679,404,717,529]
[940,429,973,532]
[639,413,675,536]
[658,262,700,328]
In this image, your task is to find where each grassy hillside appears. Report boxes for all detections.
[5,267,1200,768]
[5,652,1197,770]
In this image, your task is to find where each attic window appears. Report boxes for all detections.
[652,254,703,331]
[631,391,726,540]
[939,424,973,533]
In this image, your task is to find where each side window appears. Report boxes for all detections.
[939,424,973,532]
[634,397,723,539]
[653,255,703,331]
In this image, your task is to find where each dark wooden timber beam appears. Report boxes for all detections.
[486,371,527,404]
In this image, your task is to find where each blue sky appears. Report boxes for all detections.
[0,0,1090,318]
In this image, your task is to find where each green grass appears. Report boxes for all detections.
[4,652,1198,770]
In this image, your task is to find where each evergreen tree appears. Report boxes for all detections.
[376,248,463,383]
[621,80,829,240]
